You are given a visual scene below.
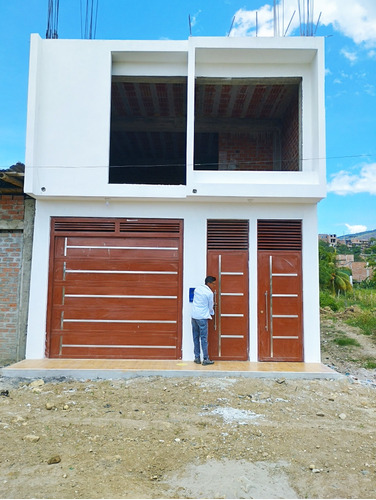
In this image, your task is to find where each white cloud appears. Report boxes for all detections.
[327,163,376,195]
[341,48,358,63]
[190,10,201,28]
[344,223,368,233]
[316,0,376,47]
[231,1,376,48]
[231,5,275,37]
[364,84,376,95]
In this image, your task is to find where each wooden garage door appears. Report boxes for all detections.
[46,218,183,359]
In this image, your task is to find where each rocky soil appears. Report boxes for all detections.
[320,306,376,385]
[0,317,375,499]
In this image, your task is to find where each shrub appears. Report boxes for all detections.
[333,337,360,347]
[320,292,339,311]
[363,359,376,370]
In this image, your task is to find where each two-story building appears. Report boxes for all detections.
[24,34,326,363]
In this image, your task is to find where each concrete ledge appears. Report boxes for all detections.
[1,359,344,381]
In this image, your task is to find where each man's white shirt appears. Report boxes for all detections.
[191,284,214,319]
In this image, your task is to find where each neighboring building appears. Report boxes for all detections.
[336,238,351,247]
[24,34,326,363]
[336,254,354,267]
[337,237,372,251]
[352,262,373,283]
[319,233,337,246]
[349,238,369,249]
[0,164,34,363]
[336,254,374,283]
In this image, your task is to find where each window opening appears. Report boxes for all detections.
[109,77,187,185]
[194,78,301,172]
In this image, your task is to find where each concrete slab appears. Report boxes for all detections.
[1,359,344,381]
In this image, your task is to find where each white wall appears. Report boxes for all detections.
[26,200,321,362]
[25,35,326,203]
[24,35,324,363]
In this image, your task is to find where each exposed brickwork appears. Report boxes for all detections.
[0,195,25,362]
[218,132,274,171]
[217,99,299,172]
[282,97,300,171]
[351,262,374,283]
[0,195,25,221]
[337,254,354,266]
[336,256,374,283]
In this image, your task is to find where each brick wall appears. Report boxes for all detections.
[218,131,275,170]
[352,262,374,283]
[337,254,354,267]
[0,195,25,222]
[0,195,25,362]
[282,97,300,171]
[217,98,299,172]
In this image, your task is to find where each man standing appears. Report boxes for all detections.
[191,276,216,365]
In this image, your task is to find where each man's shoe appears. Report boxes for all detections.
[194,358,201,364]
[202,359,214,365]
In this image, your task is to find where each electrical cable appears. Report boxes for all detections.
[2,153,375,171]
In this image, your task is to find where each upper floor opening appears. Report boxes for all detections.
[109,76,187,185]
[194,77,301,173]
[109,75,301,185]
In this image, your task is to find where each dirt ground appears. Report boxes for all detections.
[1,317,375,499]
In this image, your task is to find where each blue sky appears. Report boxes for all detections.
[0,0,375,236]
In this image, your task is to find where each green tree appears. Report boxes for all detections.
[318,241,352,295]
[365,239,376,284]
[330,267,353,295]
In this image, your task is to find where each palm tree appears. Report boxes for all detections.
[319,241,352,295]
[330,267,352,296]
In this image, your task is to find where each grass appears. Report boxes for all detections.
[320,288,376,312]
[345,310,376,336]
[320,291,339,311]
[363,359,376,369]
[320,289,376,337]
[333,337,361,347]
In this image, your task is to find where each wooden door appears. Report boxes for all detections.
[257,220,303,361]
[207,220,249,361]
[46,217,183,359]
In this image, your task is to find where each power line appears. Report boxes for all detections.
[2,153,375,171]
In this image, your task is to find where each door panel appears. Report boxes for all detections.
[46,218,183,359]
[258,251,303,361]
[207,250,249,360]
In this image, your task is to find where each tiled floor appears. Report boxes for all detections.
[1,358,342,380]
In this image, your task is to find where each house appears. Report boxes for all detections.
[319,233,338,246]
[336,254,355,267]
[0,164,34,363]
[336,254,374,283]
[23,34,326,363]
[351,262,373,283]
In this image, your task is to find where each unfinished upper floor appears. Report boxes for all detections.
[25,35,326,202]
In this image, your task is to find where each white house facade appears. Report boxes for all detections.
[24,34,326,363]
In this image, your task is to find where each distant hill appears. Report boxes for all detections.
[338,229,376,241]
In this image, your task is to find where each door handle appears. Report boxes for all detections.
[218,255,222,356]
[214,290,217,331]
[264,291,268,331]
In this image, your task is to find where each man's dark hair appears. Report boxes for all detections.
[205,276,216,285]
